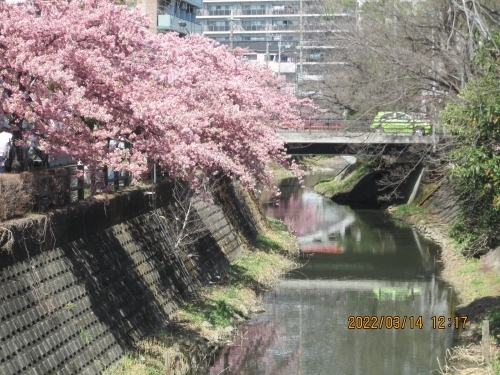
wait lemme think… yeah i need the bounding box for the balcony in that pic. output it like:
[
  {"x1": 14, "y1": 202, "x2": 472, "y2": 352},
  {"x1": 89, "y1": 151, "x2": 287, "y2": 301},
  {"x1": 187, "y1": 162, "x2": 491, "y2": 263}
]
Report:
[
  {"x1": 183, "y1": 0, "x2": 202, "y2": 8},
  {"x1": 158, "y1": 14, "x2": 202, "y2": 34},
  {"x1": 242, "y1": 8, "x2": 266, "y2": 15},
  {"x1": 207, "y1": 9, "x2": 231, "y2": 16},
  {"x1": 206, "y1": 24, "x2": 230, "y2": 31}
]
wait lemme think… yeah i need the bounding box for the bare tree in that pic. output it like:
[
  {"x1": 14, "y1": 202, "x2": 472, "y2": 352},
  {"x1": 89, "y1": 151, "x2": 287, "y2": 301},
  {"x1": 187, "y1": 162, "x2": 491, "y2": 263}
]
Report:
[
  {"x1": 294, "y1": 0, "x2": 499, "y2": 204},
  {"x1": 160, "y1": 178, "x2": 221, "y2": 250},
  {"x1": 299, "y1": 0, "x2": 499, "y2": 121},
  {"x1": 151, "y1": 177, "x2": 224, "y2": 299}
]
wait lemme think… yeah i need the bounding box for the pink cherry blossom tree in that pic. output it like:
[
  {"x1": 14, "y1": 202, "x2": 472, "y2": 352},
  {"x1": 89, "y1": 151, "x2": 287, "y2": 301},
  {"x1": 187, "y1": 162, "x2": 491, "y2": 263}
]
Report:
[{"x1": 0, "y1": 0, "x2": 311, "y2": 193}]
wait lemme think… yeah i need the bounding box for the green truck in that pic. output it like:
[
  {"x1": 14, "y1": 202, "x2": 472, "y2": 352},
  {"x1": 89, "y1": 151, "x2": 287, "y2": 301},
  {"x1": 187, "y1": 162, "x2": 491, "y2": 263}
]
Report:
[{"x1": 370, "y1": 112, "x2": 431, "y2": 136}]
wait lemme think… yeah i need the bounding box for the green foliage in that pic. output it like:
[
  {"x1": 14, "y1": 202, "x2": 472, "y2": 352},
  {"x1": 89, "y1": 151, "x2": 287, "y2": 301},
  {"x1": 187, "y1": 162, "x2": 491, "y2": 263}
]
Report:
[
  {"x1": 64, "y1": 302, "x2": 75, "y2": 311},
  {"x1": 456, "y1": 258, "x2": 479, "y2": 275},
  {"x1": 441, "y1": 31, "x2": 500, "y2": 253}
]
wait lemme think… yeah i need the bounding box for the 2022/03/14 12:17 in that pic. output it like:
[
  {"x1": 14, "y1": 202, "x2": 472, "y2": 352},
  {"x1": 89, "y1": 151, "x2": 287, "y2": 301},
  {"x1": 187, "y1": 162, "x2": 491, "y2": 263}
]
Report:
[{"x1": 347, "y1": 315, "x2": 468, "y2": 329}]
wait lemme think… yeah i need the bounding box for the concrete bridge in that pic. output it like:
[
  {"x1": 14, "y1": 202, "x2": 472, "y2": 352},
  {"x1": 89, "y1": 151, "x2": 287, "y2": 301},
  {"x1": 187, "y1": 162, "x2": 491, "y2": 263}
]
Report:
[{"x1": 277, "y1": 130, "x2": 439, "y2": 155}]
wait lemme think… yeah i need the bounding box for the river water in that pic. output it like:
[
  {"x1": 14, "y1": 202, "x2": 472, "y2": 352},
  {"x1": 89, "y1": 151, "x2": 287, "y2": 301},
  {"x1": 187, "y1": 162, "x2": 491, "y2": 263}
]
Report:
[{"x1": 208, "y1": 165, "x2": 457, "y2": 375}]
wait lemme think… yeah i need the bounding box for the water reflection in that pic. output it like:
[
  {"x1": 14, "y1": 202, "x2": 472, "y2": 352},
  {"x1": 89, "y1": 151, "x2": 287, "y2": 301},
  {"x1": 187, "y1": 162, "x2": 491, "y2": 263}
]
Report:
[{"x1": 209, "y1": 172, "x2": 455, "y2": 375}]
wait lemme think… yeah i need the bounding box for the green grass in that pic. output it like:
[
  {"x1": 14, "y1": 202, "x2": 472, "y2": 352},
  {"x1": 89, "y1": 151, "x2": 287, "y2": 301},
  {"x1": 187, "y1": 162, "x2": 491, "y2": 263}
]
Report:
[
  {"x1": 255, "y1": 234, "x2": 283, "y2": 254},
  {"x1": 491, "y1": 359, "x2": 500, "y2": 375},
  {"x1": 182, "y1": 299, "x2": 243, "y2": 328},
  {"x1": 391, "y1": 204, "x2": 428, "y2": 218},
  {"x1": 267, "y1": 216, "x2": 288, "y2": 231},
  {"x1": 457, "y1": 258, "x2": 479, "y2": 276},
  {"x1": 314, "y1": 164, "x2": 368, "y2": 197},
  {"x1": 455, "y1": 258, "x2": 500, "y2": 299}
]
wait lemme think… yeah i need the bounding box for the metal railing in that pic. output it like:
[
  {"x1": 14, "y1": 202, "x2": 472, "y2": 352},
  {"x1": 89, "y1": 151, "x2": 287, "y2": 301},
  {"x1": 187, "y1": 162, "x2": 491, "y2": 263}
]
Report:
[
  {"x1": 207, "y1": 9, "x2": 231, "y2": 16},
  {"x1": 242, "y1": 9, "x2": 266, "y2": 15},
  {"x1": 29, "y1": 164, "x2": 132, "y2": 212},
  {"x1": 206, "y1": 25, "x2": 230, "y2": 31},
  {"x1": 279, "y1": 119, "x2": 445, "y2": 136}
]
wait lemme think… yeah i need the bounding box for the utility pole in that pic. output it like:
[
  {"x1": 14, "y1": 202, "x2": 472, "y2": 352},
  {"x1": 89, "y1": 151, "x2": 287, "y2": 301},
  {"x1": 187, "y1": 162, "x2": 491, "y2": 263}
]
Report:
[
  {"x1": 278, "y1": 34, "x2": 282, "y2": 76},
  {"x1": 298, "y1": 0, "x2": 303, "y2": 96},
  {"x1": 227, "y1": 7, "x2": 240, "y2": 50},
  {"x1": 266, "y1": 29, "x2": 270, "y2": 62}
]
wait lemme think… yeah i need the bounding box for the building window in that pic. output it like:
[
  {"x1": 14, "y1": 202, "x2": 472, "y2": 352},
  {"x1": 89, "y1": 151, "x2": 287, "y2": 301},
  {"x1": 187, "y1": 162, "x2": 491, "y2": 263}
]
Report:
[
  {"x1": 241, "y1": 20, "x2": 266, "y2": 31},
  {"x1": 241, "y1": 36, "x2": 266, "y2": 41},
  {"x1": 207, "y1": 5, "x2": 232, "y2": 16},
  {"x1": 272, "y1": 20, "x2": 297, "y2": 30},
  {"x1": 271, "y1": 4, "x2": 297, "y2": 14},
  {"x1": 242, "y1": 5, "x2": 265, "y2": 15},
  {"x1": 158, "y1": 0, "x2": 172, "y2": 15},
  {"x1": 207, "y1": 21, "x2": 230, "y2": 31},
  {"x1": 243, "y1": 54, "x2": 258, "y2": 60}
]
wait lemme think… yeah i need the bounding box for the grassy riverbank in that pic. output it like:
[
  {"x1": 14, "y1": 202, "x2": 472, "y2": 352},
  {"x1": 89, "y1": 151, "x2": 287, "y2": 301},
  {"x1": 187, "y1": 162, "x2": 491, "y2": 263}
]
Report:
[
  {"x1": 309, "y1": 156, "x2": 375, "y2": 199},
  {"x1": 389, "y1": 204, "x2": 500, "y2": 375},
  {"x1": 314, "y1": 163, "x2": 368, "y2": 197},
  {"x1": 107, "y1": 217, "x2": 299, "y2": 375}
]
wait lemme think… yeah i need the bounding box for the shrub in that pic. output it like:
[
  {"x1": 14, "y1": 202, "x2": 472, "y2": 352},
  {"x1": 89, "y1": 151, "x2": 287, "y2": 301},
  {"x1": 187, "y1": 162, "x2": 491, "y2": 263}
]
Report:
[{"x1": 0, "y1": 173, "x2": 33, "y2": 221}]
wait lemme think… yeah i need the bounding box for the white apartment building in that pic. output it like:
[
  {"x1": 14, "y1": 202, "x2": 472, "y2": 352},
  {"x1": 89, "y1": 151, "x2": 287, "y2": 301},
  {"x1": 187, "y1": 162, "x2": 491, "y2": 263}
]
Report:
[
  {"x1": 196, "y1": 1, "x2": 354, "y2": 86},
  {"x1": 137, "y1": 0, "x2": 203, "y2": 34}
]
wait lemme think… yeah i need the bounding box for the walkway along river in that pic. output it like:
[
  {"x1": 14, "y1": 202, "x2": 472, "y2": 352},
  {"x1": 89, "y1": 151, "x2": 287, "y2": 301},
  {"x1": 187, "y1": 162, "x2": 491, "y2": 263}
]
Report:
[{"x1": 208, "y1": 167, "x2": 458, "y2": 375}]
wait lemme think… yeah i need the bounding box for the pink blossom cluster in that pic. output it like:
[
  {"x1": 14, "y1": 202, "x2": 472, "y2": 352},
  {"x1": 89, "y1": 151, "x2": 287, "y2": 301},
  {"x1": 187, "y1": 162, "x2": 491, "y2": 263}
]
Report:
[{"x1": 0, "y1": 0, "x2": 311, "y2": 192}]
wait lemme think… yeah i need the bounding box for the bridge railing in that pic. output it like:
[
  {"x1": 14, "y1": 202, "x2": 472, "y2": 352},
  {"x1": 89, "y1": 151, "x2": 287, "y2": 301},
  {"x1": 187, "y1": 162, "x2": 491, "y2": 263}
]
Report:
[
  {"x1": 279, "y1": 119, "x2": 371, "y2": 132},
  {"x1": 280, "y1": 119, "x2": 446, "y2": 136}
]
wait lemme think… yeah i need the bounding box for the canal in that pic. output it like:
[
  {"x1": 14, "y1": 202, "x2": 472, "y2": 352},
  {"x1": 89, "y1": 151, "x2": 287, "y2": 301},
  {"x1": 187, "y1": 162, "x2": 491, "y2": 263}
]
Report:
[{"x1": 208, "y1": 163, "x2": 457, "y2": 375}]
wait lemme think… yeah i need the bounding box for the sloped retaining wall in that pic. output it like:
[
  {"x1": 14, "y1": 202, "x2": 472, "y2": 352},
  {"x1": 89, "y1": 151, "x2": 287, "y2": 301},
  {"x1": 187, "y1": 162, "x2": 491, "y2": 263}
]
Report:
[
  {"x1": 424, "y1": 180, "x2": 461, "y2": 225},
  {"x1": 0, "y1": 182, "x2": 243, "y2": 375}
]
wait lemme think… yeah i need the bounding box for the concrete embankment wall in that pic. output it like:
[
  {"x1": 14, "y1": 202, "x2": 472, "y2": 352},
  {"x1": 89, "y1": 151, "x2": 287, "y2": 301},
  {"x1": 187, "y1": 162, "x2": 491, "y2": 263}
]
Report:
[
  {"x1": 0, "y1": 182, "x2": 247, "y2": 375},
  {"x1": 424, "y1": 180, "x2": 461, "y2": 225}
]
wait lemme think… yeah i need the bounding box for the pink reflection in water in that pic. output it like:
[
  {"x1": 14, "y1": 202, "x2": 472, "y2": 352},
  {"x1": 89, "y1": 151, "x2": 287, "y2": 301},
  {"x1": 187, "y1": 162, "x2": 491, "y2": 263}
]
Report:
[
  {"x1": 264, "y1": 194, "x2": 320, "y2": 236},
  {"x1": 301, "y1": 244, "x2": 344, "y2": 254},
  {"x1": 209, "y1": 318, "x2": 300, "y2": 375}
]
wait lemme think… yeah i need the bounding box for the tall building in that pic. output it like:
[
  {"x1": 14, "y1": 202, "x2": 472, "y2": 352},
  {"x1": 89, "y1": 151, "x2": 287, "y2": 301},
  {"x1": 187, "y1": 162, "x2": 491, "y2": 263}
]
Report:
[
  {"x1": 137, "y1": 0, "x2": 203, "y2": 34},
  {"x1": 196, "y1": 1, "x2": 354, "y2": 96}
]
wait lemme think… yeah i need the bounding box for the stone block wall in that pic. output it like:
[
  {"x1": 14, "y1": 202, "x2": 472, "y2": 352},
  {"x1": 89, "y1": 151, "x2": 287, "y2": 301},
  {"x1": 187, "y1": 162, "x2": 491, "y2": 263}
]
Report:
[
  {"x1": 425, "y1": 180, "x2": 461, "y2": 225},
  {"x1": 0, "y1": 182, "x2": 244, "y2": 375}
]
